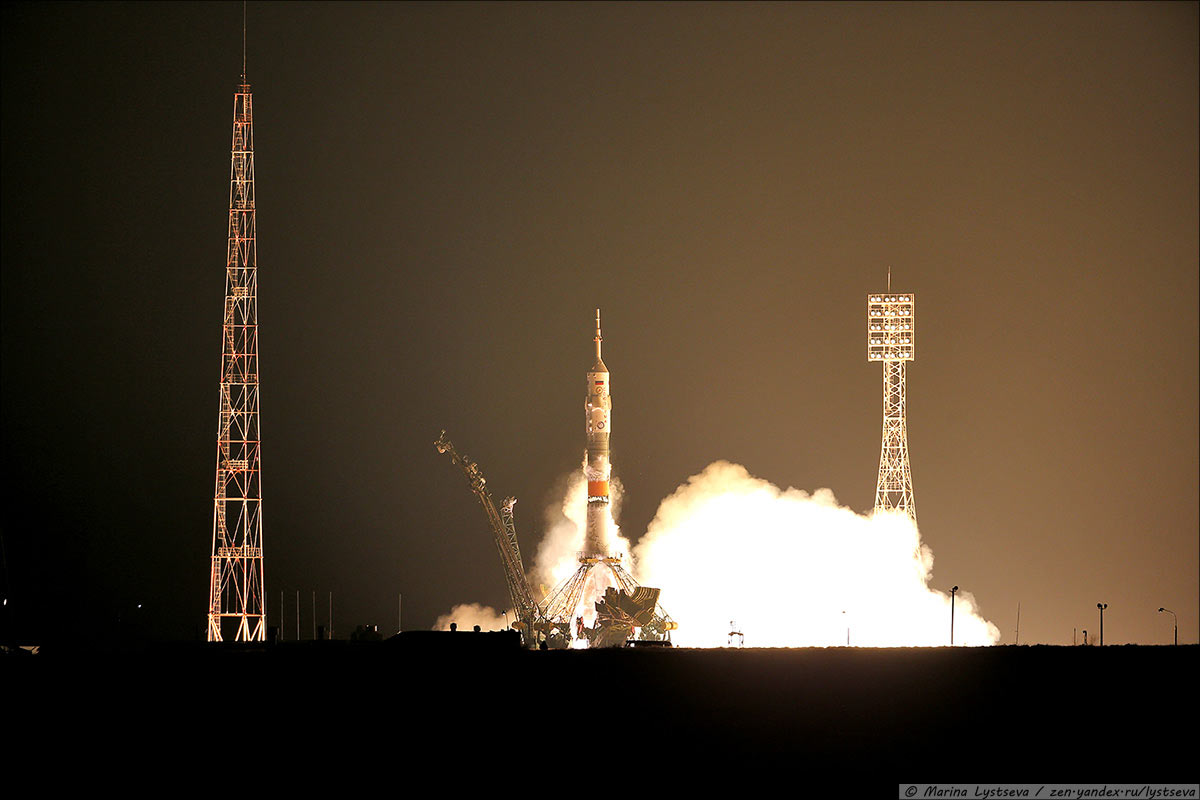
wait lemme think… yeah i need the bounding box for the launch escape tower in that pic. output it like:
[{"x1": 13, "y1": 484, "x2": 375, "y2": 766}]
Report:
[
  {"x1": 868, "y1": 285, "x2": 917, "y2": 525},
  {"x1": 207, "y1": 73, "x2": 266, "y2": 642}
]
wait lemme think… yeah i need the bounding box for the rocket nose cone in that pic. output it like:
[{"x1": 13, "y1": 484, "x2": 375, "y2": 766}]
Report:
[{"x1": 590, "y1": 357, "x2": 608, "y2": 374}]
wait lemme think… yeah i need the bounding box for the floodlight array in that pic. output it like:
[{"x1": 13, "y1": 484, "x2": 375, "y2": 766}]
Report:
[{"x1": 867, "y1": 293, "x2": 915, "y2": 361}]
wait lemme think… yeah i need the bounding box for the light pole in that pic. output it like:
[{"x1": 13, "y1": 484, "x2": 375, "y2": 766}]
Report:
[
  {"x1": 1097, "y1": 603, "x2": 1108, "y2": 646},
  {"x1": 950, "y1": 586, "x2": 959, "y2": 646},
  {"x1": 842, "y1": 610, "x2": 849, "y2": 646},
  {"x1": 1158, "y1": 608, "x2": 1177, "y2": 646}
]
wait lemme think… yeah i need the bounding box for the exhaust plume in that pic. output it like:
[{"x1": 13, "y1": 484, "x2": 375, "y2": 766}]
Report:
[
  {"x1": 632, "y1": 461, "x2": 1001, "y2": 647},
  {"x1": 437, "y1": 459, "x2": 998, "y2": 646},
  {"x1": 531, "y1": 465, "x2": 632, "y2": 589},
  {"x1": 433, "y1": 463, "x2": 633, "y2": 633},
  {"x1": 528, "y1": 464, "x2": 634, "y2": 628}
]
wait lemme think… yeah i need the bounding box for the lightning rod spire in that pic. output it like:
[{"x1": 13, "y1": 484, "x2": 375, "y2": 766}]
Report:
[{"x1": 594, "y1": 307, "x2": 603, "y2": 361}]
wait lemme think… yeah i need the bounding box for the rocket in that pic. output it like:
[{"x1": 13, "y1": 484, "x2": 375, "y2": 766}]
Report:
[{"x1": 584, "y1": 308, "x2": 611, "y2": 557}]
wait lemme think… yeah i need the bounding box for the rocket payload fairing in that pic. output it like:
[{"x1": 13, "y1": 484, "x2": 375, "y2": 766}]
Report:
[{"x1": 584, "y1": 308, "x2": 612, "y2": 557}]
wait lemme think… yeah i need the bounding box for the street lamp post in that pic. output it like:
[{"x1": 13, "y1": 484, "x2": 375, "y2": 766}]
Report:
[
  {"x1": 950, "y1": 586, "x2": 959, "y2": 646},
  {"x1": 1158, "y1": 608, "x2": 1177, "y2": 646},
  {"x1": 1097, "y1": 603, "x2": 1108, "y2": 646}
]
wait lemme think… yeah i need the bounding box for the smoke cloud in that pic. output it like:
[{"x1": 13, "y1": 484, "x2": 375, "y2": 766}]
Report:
[
  {"x1": 527, "y1": 459, "x2": 634, "y2": 627},
  {"x1": 435, "y1": 458, "x2": 999, "y2": 647},
  {"x1": 431, "y1": 456, "x2": 632, "y2": 632},
  {"x1": 632, "y1": 461, "x2": 1001, "y2": 647},
  {"x1": 530, "y1": 463, "x2": 632, "y2": 591},
  {"x1": 433, "y1": 602, "x2": 510, "y2": 632}
]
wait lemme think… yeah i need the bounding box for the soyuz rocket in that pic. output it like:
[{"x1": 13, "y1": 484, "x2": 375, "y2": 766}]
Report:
[{"x1": 584, "y1": 308, "x2": 612, "y2": 557}]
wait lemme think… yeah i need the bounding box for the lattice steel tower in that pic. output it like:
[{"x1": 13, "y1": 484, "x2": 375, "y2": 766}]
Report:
[
  {"x1": 207, "y1": 72, "x2": 265, "y2": 642},
  {"x1": 867, "y1": 285, "x2": 917, "y2": 525}
]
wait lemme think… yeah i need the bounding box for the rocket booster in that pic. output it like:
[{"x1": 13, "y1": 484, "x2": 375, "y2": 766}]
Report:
[{"x1": 584, "y1": 308, "x2": 611, "y2": 556}]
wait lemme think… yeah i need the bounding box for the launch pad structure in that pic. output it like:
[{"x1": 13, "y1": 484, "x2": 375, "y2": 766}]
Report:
[
  {"x1": 436, "y1": 431, "x2": 675, "y2": 649},
  {"x1": 434, "y1": 431, "x2": 549, "y2": 644},
  {"x1": 867, "y1": 282, "x2": 917, "y2": 525},
  {"x1": 540, "y1": 554, "x2": 673, "y2": 648}
]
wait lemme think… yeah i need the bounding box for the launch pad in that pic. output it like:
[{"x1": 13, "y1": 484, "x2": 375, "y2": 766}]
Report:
[
  {"x1": 436, "y1": 433, "x2": 676, "y2": 649},
  {"x1": 541, "y1": 553, "x2": 675, "y2": 648}
]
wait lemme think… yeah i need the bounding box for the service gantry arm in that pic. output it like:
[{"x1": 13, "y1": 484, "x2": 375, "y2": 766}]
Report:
[{"x1": 435, "y1": 431, "x2": 539, "y2": 629}]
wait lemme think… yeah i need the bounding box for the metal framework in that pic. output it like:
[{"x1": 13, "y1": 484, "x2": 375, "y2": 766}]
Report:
[
  {"x1": 434, "y1": 431, "x2": 540, "y2": 641},
  {"x1": 208, "y1": 78, "x2": 265, "y2": 642},
  {"x1": 541, "y1": 555, "x2": 630, "y2": 626},
  {"x1": 867, "y1": 290, "x2": 917, "y2": 524},
  {"x1": 540, "y1": 554, "x2": 676, "y2": 645},
  {"x1": 434, "y1": 436, "x2": 676, "y2": 647}
]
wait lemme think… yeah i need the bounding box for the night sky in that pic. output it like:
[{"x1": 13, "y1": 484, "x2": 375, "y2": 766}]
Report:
[{"x1": 2, "y1": 2, "x2": 1196, "y2": 646}]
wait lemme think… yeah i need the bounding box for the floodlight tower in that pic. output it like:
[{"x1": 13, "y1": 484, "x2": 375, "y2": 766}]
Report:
[
  {"x1": 207, "y1": 71, "x2": 266, "y2": 642},
  {"x1": 867, "y1": 287, "x2": 917, "y2": 524}
]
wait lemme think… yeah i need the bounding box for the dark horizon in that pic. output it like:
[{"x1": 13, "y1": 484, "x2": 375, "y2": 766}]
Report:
[{"x1": 1, "y1": 2, "x2": 1196, "y2": 646}]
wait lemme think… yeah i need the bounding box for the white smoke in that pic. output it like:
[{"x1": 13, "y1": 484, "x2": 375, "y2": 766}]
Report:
[
  {"x1": 433, "y1": 457, "x2": 633, "y2": 634},
  {"x1": 631, "y1": 461, "x2": 1001, "y2": 647},
  {"x1": 433, "y1": 602, "x2": 510, "y2": 632},
  {"x1": 529, "y1": 459, "x2": 634, "y2": 608},
  {"x1": 436, "y1": 458, "x2": 999, "y2": 647},
  {"x1": 517, "y1": 460, "x2": 637, "y2": 631},
  {"x1": 529, "y1": 471, "x2": 588, "y2": 594}
]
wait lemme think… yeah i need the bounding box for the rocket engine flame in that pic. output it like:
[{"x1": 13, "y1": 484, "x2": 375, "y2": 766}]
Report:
[{"x1": 631, "y1": 461, "x2": 1001, "y2": 647}]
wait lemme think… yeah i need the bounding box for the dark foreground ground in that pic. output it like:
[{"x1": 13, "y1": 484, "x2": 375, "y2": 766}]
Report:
[{"x1": 6, "y1": 637, "x2": 1196, "y2": 788}]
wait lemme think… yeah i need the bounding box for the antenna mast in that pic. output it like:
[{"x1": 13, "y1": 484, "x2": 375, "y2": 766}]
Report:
[{"x1": 207, "y1": 58, "x2": 265, "y2": 641}]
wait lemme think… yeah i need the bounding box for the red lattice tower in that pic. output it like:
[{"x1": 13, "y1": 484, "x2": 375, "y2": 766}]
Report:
[{"x1": 207, "y1": 75, "x2": 265, "y2": 642}]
